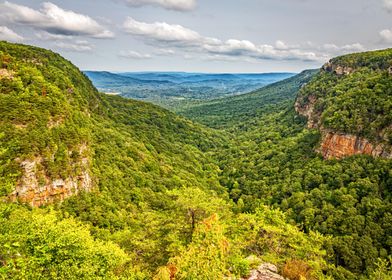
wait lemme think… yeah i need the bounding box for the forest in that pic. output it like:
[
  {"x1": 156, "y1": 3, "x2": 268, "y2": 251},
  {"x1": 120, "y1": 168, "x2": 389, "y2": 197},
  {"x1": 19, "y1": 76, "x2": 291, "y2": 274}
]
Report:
[{"x1": 0, "y1": 42, "x2": 391, "y2": 280}]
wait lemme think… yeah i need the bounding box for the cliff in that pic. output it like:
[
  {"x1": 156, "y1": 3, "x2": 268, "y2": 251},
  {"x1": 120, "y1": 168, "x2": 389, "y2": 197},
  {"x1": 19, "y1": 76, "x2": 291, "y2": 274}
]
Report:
[
  {"x1": 318, "y1": 131, "x2": 391, "y2": 160},
  {"x1": 0, "y1": 42, "x2": 98, "y2": 206},
  {"x1": 295, "y1": 48, "x2": 392, "y2": 159},
  {"x1": 0, "y1": 42, "x2": 224, "y2": 207},
  {"x1": 9, "y1": 144, "x2": 92, "y2": 207}
]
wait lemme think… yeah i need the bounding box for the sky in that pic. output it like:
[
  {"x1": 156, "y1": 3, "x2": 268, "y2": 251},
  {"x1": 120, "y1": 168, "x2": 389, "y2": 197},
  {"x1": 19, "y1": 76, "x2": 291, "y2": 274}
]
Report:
[{"x1": 0, "y1": 0, "x2": 391, "y2": 72}]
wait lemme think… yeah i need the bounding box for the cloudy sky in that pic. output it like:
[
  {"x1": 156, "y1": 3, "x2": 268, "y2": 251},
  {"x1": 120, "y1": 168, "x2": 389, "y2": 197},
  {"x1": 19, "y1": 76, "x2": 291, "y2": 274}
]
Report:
[{"x1": 0, "y1": 0, "x2": 391, "y2": 72}]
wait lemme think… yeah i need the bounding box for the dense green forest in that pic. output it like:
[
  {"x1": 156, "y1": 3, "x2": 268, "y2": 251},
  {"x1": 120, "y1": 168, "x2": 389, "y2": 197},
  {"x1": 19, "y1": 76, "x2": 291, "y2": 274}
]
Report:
[
  {"x1": 296, "y1": 49, "x2": 392, "y2": 143},
  {"x1": 0, "y1": 42, "x2": 391, "y2": 280}
]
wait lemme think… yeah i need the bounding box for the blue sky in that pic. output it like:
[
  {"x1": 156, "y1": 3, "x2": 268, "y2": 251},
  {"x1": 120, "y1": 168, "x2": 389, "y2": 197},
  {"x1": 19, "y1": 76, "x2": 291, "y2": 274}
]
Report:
[{"x1": 0, "y1": 0, "x2": 391, "y2": 72}]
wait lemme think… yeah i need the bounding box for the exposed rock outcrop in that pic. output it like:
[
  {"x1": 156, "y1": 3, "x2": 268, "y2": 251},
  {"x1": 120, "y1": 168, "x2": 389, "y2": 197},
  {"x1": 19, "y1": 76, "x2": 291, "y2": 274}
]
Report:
[
  {"x1": 294, "y1": 94, "x2": 319, "y2": 129},
  {"x1": 0, "y1": 68, "x2": 14, "y2": 79},
  {"x1": 9, "y1": 144, "x2": 92, "y2": 207},
  {"x1": 295, "y1": 58, "x2": 392, "y2": 160},
  {"x1": 318, "y1": 131, "x2": 392, "y2": 160},
  {"x1": 242, "y1": 263, "x2": 287, "y2": 280},
  {"x1": 295, "y1": 96, "x2": 392, "y2": 159},
  {"x1": 322, "y1": 62, "x2": 354, "y2": 75},
  {"x1": 295, "y1": 92, "x2": 392, "y2": 159}
]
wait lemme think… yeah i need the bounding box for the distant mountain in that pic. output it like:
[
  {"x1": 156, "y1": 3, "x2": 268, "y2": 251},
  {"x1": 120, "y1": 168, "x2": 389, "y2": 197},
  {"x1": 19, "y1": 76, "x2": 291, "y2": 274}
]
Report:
[
  {"x1": 84, "y1": 71, "x2": 295, "y2": 108},
  {"x1": 119, "y1": 72, "x2": 294, "y2": 83},
  {"x1": 84, "y1": 71, "x2": 174, "y2": 87},
  {"x1": 179, "y1": 70, "x2": 317, "y2": 128}
]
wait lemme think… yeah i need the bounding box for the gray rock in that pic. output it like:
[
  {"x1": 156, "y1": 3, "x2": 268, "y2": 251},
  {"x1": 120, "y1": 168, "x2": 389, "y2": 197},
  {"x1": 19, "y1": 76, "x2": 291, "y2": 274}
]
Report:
[{"x1": 242, "y1": 263, "x2": 287, "y2": 280}]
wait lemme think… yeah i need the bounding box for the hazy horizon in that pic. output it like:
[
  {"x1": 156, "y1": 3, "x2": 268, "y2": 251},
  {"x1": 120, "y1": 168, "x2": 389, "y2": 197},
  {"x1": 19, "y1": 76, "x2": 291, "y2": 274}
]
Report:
[{"x1": 84, "y1": 70, "x2": 299, "y2": 74}]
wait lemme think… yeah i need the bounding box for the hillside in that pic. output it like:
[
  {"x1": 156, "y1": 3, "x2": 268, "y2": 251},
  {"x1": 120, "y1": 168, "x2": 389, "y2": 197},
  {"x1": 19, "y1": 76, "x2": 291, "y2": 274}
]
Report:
[
  {"x1": 295, "y1": 49, "x2": 392, "y2": 159},
  {"x1": 0, "y1": 42, "x2": 391, "y2": 280},
  {"x1": 179, "y1": 69, "x2": 317, "y2": 128},
  {"x1": 181, "y1": 51, "x2": 392, "y2": 279},
  {"x1": 0, "y1": 42, "x2": 98, "y2": 204},
  {"x1": 0, "y1": 42, "x2": 224, "y2": 207}
]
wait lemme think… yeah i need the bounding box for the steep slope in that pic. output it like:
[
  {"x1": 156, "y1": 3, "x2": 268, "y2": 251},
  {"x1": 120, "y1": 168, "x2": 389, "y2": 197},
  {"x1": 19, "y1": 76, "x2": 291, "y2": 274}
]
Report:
[
  {"x1": 0, "y1": 42, "x2": 98, "y2": 205},
  {"x1": 295, "y1": 49, "x2": 392, "y2": 159},
  {"x1": 0, "y1": 41, "x2": 224, "y2": 206}
]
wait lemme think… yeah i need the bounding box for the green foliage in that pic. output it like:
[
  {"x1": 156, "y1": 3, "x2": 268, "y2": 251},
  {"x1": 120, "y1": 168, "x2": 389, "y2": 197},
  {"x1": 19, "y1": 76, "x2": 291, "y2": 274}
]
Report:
[
  {"x1": 211, "y1": 102, "x2": 392, "y2": 278},
  {"x1": 180, "y1": 55, "x2": 392, "y2": 278},
  {"x1": 298, "y1": 49, "x2": 392, "y2": 143},
  {"x1": 1, "y1": 41, "x2": 391, "y2": 280},
  {"x1": 0, "y1": 41, "x2": 97, "y2": 188},
  {"x1": 167, "y1": 214, "x2": 229, "y2": 280},
  {"x1": 329, "y1": 48, "x2": 392, "y2": 70},
  {"x1": 179, "y1": 70, "x2": 317, "y2": 128},
  {"x1": 366, "y1": 257, "x2": 392, "y2": 280},
  {"x1": 229, "y1": 206, "x2": 328, "y2": 277},
  {"x1": 0, "y1": 203, "x2": 136, "y2": 280}
]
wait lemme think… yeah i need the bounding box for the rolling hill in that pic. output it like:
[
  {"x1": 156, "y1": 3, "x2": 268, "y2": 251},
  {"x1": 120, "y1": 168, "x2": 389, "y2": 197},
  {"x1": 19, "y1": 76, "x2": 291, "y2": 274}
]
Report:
[
  {"x1": 85, "y1": 70, "x2": 295, "y2": 109},
  {"x1": 178, "y1": 69, "x2": 317, "y2": 128}
]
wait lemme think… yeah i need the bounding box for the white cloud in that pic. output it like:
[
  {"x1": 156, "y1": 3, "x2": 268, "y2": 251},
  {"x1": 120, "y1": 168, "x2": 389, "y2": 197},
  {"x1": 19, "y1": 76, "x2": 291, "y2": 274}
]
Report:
[
  {"x1": 54, "y1": 40, "x2": 94, "y2": 52},
  {"x1": 0, "y1": 1, "x2": 114, "y2": 38},
  {"x1": 35, "y1": 31, "x2": 74, "y2": 41},
  {"x1": 123, "y1": 0, "x2": 196, "y2": 11},
  {"x1": 123, "y1": 17, "x2": 202, "y2": 43},
  {"x1": 122, "y1": 18, "x2": 343, "y2": 62},
  {"x1": 320, "y1": 43, "x2": 365, "y2": 54},
  {"x1": 201, "y1": 39, "x2": 321, "y2": 62},
  {"x1": 384, "y1": 0, "x2": 392, "y2": 12},
  {"x1": 380, "y1": 29, "x2": 392, "y2": 43},
  {"x1": 275, "y1": 40, "x2": 290, "y2": 50},
  {"x1": 35, "y1": 31, "x2": 95, "y2": 53},
  {"x1": 155, "y1": 48, "x2": 176, "y2": 55},
  {"x1": 119, "y1": 50, "x2": 152, "y2": 59},
  {"x1": 0, "y1": 26, "x2": 23, "y2": 42}
]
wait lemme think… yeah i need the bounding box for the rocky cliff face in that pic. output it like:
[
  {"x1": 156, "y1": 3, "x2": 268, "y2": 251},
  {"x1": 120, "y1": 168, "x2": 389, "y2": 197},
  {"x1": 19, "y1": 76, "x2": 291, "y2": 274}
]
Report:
[
  {"x1": 0, "y1": 42, "x2": 98, "y2": 206},
  {"x1": 295, "y1": 56, "x2": 392, "y2": 160},
  {"x1": 9, "y1": 144, "x2": 92, "y2": 207},
  {"x1": 295, "y1": 89, "x2": 392, "y2": 159},
  {"x1": 295, "y1": 99, "x2": 392, "y2": 160},
  {"x1": 322, "y1": 61, "x2": 354, "y2": 76},
  {"x1": 318, "y1": 131, "x2": 392, "y2": 160},
  {"x1": 294, "y1": 94, "x2": 319, "y2": 129}
]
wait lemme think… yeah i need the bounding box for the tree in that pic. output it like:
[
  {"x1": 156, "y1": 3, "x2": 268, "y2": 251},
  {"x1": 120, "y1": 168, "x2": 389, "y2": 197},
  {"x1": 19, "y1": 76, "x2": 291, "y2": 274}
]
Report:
[{"x1": 160, "y1": 214, "x2": 230, "y2": 280}]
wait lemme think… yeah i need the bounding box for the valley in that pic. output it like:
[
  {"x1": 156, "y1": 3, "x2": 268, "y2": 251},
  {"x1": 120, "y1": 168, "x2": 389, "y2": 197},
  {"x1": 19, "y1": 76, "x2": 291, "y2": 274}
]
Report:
[
  {"x1": 85, "y1": 71, "x2": 294, "y2": 109},
  {"x1": 0, "y1": 42, "x2": 391, "y2": 280}
]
